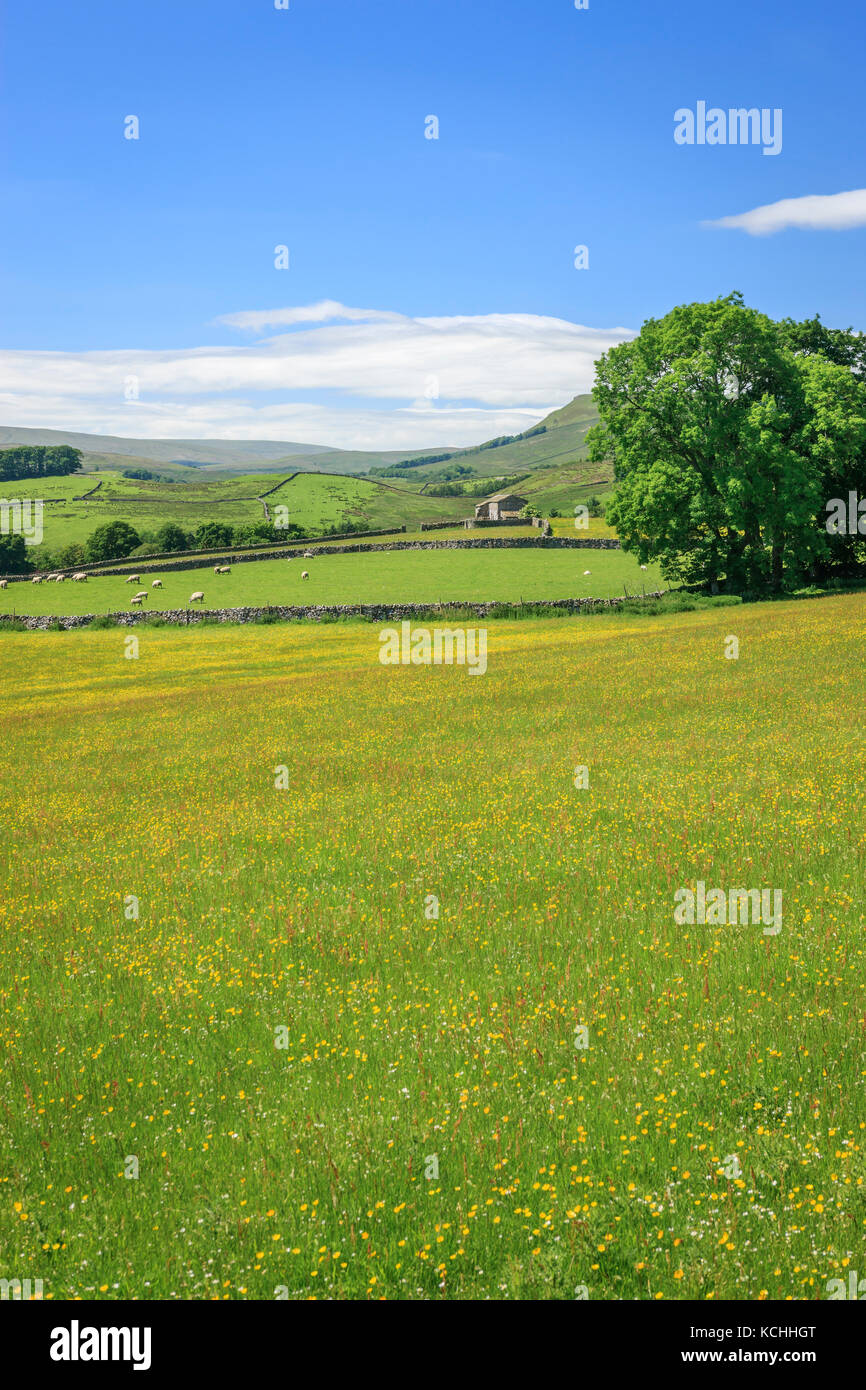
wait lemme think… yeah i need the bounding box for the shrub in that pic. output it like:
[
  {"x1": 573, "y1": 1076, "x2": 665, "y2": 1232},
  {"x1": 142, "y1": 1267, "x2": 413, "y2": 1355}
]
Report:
[
  {"x1": 0, "y1": 534, "x2": 30, "y2": 574},
  {"x1": 155, "y1": 523, "x2": 193, "y2": 552},
  {"x1": 193, "y1": 522, "x2": 234, "y2": 549},
  {"x1": 84, "y1": 521, "x2": 141, "y2": 563}
]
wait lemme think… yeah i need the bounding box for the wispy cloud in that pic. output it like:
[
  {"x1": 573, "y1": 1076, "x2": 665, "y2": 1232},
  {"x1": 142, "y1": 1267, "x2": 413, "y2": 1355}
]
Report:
[
  {"x1": 215, "y1": 300, "x2": 406, "y2": 331},
  {"x1": 704, "y1": 188, "x2": 866, "y2": 236},
  {"x1": 0, "y1": 303, "x2": 632, "y2": 449}
]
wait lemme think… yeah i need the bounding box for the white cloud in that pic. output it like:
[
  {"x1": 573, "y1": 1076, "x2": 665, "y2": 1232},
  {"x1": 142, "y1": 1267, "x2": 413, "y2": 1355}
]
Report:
[
  {"x1": 704, "y1": 188, "x2": 866, "y2": 236},
  {"x1": 0, "y1": 303, "x2": 632, "y2": 449},
  {"x1": 215, "y1": 300, "x2": 406, "y2": 331}
]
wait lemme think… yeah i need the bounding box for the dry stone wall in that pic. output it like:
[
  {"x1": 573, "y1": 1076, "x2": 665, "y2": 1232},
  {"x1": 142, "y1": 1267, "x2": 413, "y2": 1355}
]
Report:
[{"x1": 1, "y1": 591, "x2": 666, "y2": 631}]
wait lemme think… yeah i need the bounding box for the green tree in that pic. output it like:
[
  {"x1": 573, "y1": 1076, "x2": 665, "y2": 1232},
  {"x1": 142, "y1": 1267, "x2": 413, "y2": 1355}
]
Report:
[
  {"x1": 193, "y1": 521, "x2": 234, "y2": 549},
  {"x1": 587, "y1": 293, "x2": 865, "y2": 593},
  {"x1": 155, "y1": 522, "x2": 192, "y2": 552},
  {"x1": 0, "y1": 534, "x2": 29, "y2": 574},
  {"x1": 84, "y1": 521, "x2": 141, "y2": 563},
  {"x1": 57, "y1": 542, "x2": 86, "y2": 568}
]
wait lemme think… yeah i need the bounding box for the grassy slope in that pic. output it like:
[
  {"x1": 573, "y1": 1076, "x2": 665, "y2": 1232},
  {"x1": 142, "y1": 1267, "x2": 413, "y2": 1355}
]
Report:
[
  {"x1": 5, "y1": 395, "x2": 610, "y2": 553},
  {"x1": 10, "y1": 471, "x2": 472, "y2": 552},
  {"x1": 380, "y1": 395, "x2": 603, "y2": 481},
  {"x1": 0, "y1": 426, "x2": 333, "y2": 467},
  {"x1": 0, "y1": 593, "x2": 862, "y2": 1299},
  {"x1": 2, "y1": 547, "x2": 663, "y2": 614},
  {"x1": 1, "y1": 394, "x2": 601, "y2": 483}
]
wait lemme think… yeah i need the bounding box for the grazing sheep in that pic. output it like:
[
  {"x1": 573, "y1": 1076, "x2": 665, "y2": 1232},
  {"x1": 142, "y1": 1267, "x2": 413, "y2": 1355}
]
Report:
[
  {"x1": 218, "y1": 565, "x2": 231, "y2": 574},
  {"x1": 583, "y1": 570, "x2": 591, "y2": 576},
  {"x1": 130, "y1": 595, "x2": 144, "y2": 606},
  {"x1": 640, "y1": 564, "x2": 647, "y2": 571},
  {"x1": 0, "y1": 580, "x2": 7, "y2": 590},
  {"x1": 189, "y1": 591, "x2": 205, "y2": 604},
  {"x1": 72, "y1": 572, "x2": 87, "y2": 583},
  {"x1": 54, "y1": 574, "x2": 65, "y2": 583},
  {"x1": 134, "y1": 591, "x2": 148, "y2": 601},
  {"x1": 126, "y1": 574, "x2": 140, "y2": 584},
  {"x1": 31, "y1": 575, "x2": 42, "y2": 584},
  {"x1": 301, "y1": 570, "x2": 309, "y2": 580},
  {"x1": 151, "y1": 579, "x2": 163, "y2": 589},
  {"x1": 303, "y1": 551, "x2": 314, "y2": 559}
]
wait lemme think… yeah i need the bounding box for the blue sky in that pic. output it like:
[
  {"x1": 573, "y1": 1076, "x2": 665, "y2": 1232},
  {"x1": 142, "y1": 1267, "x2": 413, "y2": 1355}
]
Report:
[{"x1": 1, "y1": 0, "x2": 864, "y2": 449}]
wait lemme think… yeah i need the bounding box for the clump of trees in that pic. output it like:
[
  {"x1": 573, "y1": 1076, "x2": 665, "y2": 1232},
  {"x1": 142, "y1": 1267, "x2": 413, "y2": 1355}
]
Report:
[
  {"x1": 28, "y1": 517, "x2": 312, "y2": 571},
  {"x1": 588, "y1": 293, "x2": 866, "y2": 594},
  {"x1": 0, "y1": 444, "x2": 83, "y2": 481},
  {"x1": 0, "y1": 534, "x2": 29, "y2": 574}
]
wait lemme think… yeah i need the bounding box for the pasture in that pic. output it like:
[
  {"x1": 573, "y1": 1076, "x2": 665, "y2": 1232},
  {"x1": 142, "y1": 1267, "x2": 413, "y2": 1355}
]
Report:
[
  {"x1": 1, "y1": 546, "x2": 663, "y2": 616},
  {"x1": 0, "y1": 593, "x2": 863, "y2": 1300},
  {"x1": 7, "y1": 470, "x2": 472, "y2": 553}
]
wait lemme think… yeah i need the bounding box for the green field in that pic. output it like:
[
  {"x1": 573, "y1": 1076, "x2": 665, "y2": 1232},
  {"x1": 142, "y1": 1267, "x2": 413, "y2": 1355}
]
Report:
[
  {"x1": 0, "y1": 593, "x2": 863, "y2": 1300},
  {"x1": 1, "y1": 546, "x2": 662, "y2": 615},
  {"x1": 3, "y1": 393, "x2": 612, "y2": 563},
  {"x1": 9, "y1": 470, "x2": 474, "y2": 554}
]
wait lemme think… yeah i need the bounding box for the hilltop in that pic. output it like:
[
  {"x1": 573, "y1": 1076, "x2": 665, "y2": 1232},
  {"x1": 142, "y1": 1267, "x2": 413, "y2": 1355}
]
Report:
[{"x1": 0, "y1": 393, "x2": 600, "y2": 480}]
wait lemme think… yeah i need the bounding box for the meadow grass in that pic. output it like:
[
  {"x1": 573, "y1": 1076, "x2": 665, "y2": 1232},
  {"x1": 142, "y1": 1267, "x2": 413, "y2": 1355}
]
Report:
[
  {"x1": 0, "y1": 595, "x2": 863, "y2": 1300},
  {"x1": 7, "y1": 471, "x2": 471, "y2": 552},
  {"x1": 1, "y1": 546, "x2": 663, "y2": 618}
]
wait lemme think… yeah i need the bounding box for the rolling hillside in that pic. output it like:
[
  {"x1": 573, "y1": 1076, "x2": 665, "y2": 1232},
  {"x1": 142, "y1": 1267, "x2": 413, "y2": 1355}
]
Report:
[
  {"x1": 0, "y1": 393, "x2": 601, "y2": 480},
  {"x1": 0, "y1": 426, "x2": 334, "y2": 469},
  {"x1": 1, "y1": 393, "x2": 611, "y2": 559}
]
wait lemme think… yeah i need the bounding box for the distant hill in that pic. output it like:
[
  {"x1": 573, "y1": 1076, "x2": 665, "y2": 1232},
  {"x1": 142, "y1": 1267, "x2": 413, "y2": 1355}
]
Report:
[
  {"x1": 374, "y1": 394, "x2": 601, "y2": 480},
  {"x1": 0, "y1": 426, "x2": 335, "y2": 469},
  {"x1": 0, "y1": 392, "x2": 599, "y2": 480}
]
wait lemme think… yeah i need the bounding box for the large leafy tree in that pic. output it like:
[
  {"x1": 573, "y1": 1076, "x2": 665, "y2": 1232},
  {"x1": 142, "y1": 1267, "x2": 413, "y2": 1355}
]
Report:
[
  {"x1": 84, "y1": 521, "x2": 141, "y2": 563},
  {"x1": 588, "y1": 293, "x2": 866, "y2": 593},
  {"x1": 154, "y1": 522, "x2": 192, "y2": 552},
  {"x1": 0, "y1": 534, "x2": 29, "y2": 574},
  {"x1": 193, "y1": 521, "x2": 234, "y2": 549}
]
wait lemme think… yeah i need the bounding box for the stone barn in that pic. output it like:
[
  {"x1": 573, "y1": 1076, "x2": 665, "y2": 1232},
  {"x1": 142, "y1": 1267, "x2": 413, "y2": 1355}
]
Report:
[{"x1": 474, "y1": 492, "x2": 528, "y2": 520}]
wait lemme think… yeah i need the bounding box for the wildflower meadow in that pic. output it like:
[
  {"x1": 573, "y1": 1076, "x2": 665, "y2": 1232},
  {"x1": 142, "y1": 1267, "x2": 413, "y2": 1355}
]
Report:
[{"x1": 1, "y1": 593, "x2": 863, "y2": 1300}]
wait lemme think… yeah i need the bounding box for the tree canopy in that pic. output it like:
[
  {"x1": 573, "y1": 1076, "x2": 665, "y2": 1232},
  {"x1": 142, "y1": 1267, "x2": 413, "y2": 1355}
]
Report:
[
  {"x1": 587, "y1": 293, "x2": 866, "y2": 593},
  {"x1": 0, "y1": 444, "x2": 83, "y2": 481},
  {"x1": 84, "y1": 521, "x2": 142, "y2": 563}
]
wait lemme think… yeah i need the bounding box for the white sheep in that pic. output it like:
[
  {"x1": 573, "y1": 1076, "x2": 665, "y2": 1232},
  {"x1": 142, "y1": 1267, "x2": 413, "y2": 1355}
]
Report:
[
  {"x1": 126, "y1": 574, "x2": 140, "y2": 584},
  {"x1": 218, "y1": 565, "x2": 231, "y2": 574},
  {"x1": 583, "y1": 570, "x2": 591, "y2": 576},
  {"x1": 55, "y1": 574, "x2": 65, "y2": 583},
  {"x1": 0, "y1": 580, "x2": 7, "y2": 590},
  {"x1": 151, "y1": 579, "x2": 163, "y2": 588},
  {"x1": 134, "y1": 591, "x2": 148, "y2": 601},
  {"x1": 72, "y1": 572, "x2": 87, "y2": 582},
  {"x1": 130, "y1": 595, "x2": 144, "y2": 606},
  {"x1": 301, "y1": 570, "x2": 309, "y2": 580},
  {"x1": 640, "y1": 564, "x2": 647, "y2": 571},
  {"x1": 213, "y1": 565, "x2": 221, "y2": 574},
  {"x1": 31, "y1": 575, "x2": 42, "y2": 584},
  {"x1": 189, "y1": 591, "x2": 205, "y2": 604},
  {"x1": 303, "y1": 551, "x2": 314, "y2": 559}
]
